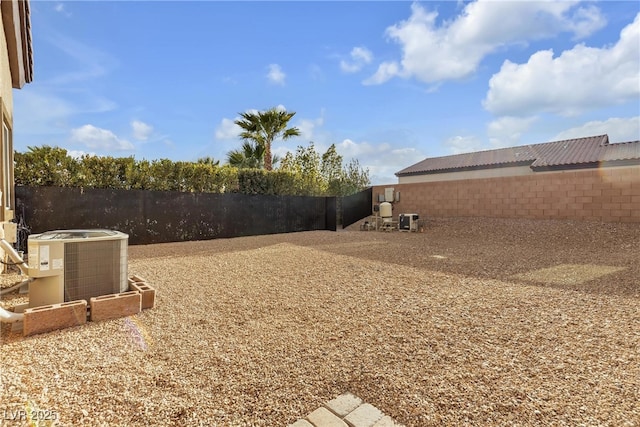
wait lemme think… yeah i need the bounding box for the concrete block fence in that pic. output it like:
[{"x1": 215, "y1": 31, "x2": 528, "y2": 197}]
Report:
[{"x1": 373, "y1": 166, "x2": 640, "y2": 223}]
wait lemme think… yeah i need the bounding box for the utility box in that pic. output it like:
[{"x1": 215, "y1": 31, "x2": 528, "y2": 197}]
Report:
[
  {"x1": 384, "y1": 187, "x2": 394, "y2": 202},
  {"x1": 27, "y1": 239, "x2": 65, "y2": 307},
  {"x1": 399, "y1": 214, "x2": 419, "y2": 232}
]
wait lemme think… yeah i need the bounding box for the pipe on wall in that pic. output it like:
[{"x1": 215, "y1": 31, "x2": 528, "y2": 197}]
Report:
[
  {"x1": 0, "y1": 277, "x2": 32, "y2": 295},
  {"x1": 0, "y1": 238, "x2": 29, "y2": 275},
  {"x1": 0, "y1": 306, "x2": 23, "y2": 323},
  {"x1": 0, "y1": 238, "x2": 29, "y2": 322}
]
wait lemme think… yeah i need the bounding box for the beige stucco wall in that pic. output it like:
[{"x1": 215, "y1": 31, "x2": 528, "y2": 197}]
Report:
[
  {"x1": 397, "y1": 165, "x2": 534, "y2": 183},
  {"x1": 1, "y1": 12, "x2": 14, "y2": 245},
  {"x1": 0, "y1": 14, "x2": 14, "y2": 118}
]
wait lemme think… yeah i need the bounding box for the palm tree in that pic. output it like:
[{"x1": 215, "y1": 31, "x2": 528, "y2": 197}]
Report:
[
  {"x1": 226, "y1": 141, "x2": 266, "y2": 169},
  {"x1": 196, "y1": 156, "x2": 220, "y2": 166},
  {"x1": 234, "y1": 107, "x2": 300, "y2": 171}
]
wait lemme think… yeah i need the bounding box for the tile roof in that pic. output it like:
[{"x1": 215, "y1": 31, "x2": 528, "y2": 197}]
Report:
[{"x1": 396, "y1": 134, "x2": 640, "y2": 176}]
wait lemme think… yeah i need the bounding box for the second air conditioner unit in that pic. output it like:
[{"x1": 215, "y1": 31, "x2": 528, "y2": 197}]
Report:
[{"x1": 399, "y1": 214, "x2": 419, "y2": 232}]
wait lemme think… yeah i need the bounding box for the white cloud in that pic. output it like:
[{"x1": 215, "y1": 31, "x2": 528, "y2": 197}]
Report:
[
  {"x1": 266, "y1": 64, "x2": 286, "y2": 85},
  {"x1": 444, "y1": 135, "x2": 486, "y2": 155},
  {"x1": 554, "y1": 117, "x2": 640, "y2": 143},
  {"x1": 450, "y1": 1, "x2": 606, "y2": 44},
  {"x1": 13, "y1": 91, "x2": 115, "y2": 138},
  {"x1": 70, "y1": 124, "x2": 134, "y2": 151},
  {"x1": 296, "y1": 111, "x2": 325, "y2": 141},
  {"x1": 54, "y1": 2, "x2": 72, "y2": 17},
  {"x1": 337, "y1": 138, "x2": 390, "y2": 158},
  {"x1": 484, "y1": 13, "x2": 640, "y2": 117},
  {"x1": 340, "y1": 46, "x2": 373, "y2": 73},
  {"x1": 366, "y1": 1, "x2": 606, "y2": 85},
  {"x1": 487, "y1": 116, "x2": 538, "y2": 148},
  {"x1": 363, "y1": 62, "x2": 401, "y2": 86},
  {"x1": 566, "y1": 5, "x2": 608, "y2": 40},
  {"x1": 442, "y1": 117, "x2": 537, "y2": 155},
  {"x1": 336, "y1": 138, "x2": 423, "y2": 185},
  {"x1": 67, "y1": 150, "x2": 95, "y2": 159},
  {"x1": 131, "y1": 120, "x2": 153, "y2": 141},
  {"x1": 215, "y1": 117, "x2": 241, "y2": 140}
]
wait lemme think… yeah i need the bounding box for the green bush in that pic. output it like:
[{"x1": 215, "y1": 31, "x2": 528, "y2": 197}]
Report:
[
  {"x1": 237, "y1": 169, "x2": 300, "y2": 195},
  {"x1": 14, "y1": 145, "x2": 370, "y2": 196}
]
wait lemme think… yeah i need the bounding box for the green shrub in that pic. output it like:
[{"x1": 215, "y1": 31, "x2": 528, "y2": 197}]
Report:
[{"x1": 14, "y1": 145, "x2": 370, "y2": 196}]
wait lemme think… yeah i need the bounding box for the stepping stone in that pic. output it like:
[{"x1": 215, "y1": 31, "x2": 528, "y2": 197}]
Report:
[
  {"x1": 292, "y1": 393, "x2": 404, "y2": 427},
  {"x1": 307, "y1": 407, "x2": 349, "y2": 427},
  {"x1": 343, "y1": 403, "x2": 383, "y2": 427},
  {"x1": 325, "y1": 393, "x2": 363, "y2": 417}
]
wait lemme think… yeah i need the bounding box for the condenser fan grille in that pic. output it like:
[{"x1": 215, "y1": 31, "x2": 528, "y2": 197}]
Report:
[{"x1": 64, "y1": 239, "x2": 127, "y2": 302}]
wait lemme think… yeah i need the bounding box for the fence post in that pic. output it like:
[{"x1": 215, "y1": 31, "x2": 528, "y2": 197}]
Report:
[{"x1": 325, "y1": 197, "x2": 337, "y2": 231}]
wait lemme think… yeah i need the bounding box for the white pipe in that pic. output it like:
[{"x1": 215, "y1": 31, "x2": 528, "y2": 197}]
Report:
[
  {"x1": 0, "y1": 238, "x2": 29, "y2": 322},
  {"x1": 0, "y1": 306, "x2": 23, "y2": 323},
  {"x1": 0, "y1": 278, "x2": 33, "y2": 295},
  {"x1": 0, "y1": 238, "x2": 29, "y2": 275}
]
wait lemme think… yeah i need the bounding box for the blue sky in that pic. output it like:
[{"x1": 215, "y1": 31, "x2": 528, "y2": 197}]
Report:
[{"x1": 13, "y1": 1, "x2": 640, "y2": 184}]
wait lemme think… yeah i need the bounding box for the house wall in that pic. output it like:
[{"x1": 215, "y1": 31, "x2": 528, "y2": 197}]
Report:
[
  {"x1": 0, "y1": 14, "x2": 12, "y2": 108},
  {"x1": 0, "y1": 11, "x2": 16, "y2": 273},
  {"x1": 0, "y1": 12, "x2": 13, "y2": 224},
  {"x1": 374, "y1": 165, "x2": 640, "y2": 223},
  {"x1": 398, "y1": 165, "x2": 533, "y2": 183}
]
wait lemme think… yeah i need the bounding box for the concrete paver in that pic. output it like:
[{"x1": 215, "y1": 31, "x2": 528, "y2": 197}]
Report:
[
  {"x1": 325, "y1": 393, "x2": 363, "y2": 417},
  {"x1": 289, "y1": 393, "x2": 404, "y2": 427},
  {"x1": 343, "y1": 403, "x2": 383, "y2": 427},
  {"x1": 307, "y1": 407, "x2": 349, "y2": 427}
]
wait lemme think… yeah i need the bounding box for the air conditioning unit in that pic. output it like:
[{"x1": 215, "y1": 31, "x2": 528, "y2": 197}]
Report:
[
  {"x1": 27, "y1": 230, "x2": 128, "y2": 307},
  {"x1": 399, "y1": 214, "x2": 419, "y2": 232}
]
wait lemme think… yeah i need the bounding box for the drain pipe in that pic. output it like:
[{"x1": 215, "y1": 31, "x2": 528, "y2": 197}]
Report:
[
  {"x1": 0, "y1": 238, "x2": 29, "y2": 322},
  {"x1": 0, "y1": 306, "x2": 23, "y2": 323},
  {"x1": 0, "y1": 277, "x2": 33, "y2": 295},
  {"x1": 0, "y1": 238, "x2": 29, "y2": 276},
  {"x1": 0, "y1": 278, "x2": 32, "y2": 322}
]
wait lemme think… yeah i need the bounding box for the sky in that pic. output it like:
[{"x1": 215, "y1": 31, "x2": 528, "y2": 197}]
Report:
[{"x1": 13, "y1": 0, "x2": 640, "y2": 185}]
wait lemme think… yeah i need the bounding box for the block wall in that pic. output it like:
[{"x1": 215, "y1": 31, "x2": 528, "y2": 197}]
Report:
[{"x1": 373, "y1": 166, "x2": 640, "y2": 223}]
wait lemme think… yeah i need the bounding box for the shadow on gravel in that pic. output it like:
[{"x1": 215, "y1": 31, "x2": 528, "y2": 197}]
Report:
[
  {"x1": 319, "y1": 218, "x2": 640, "y2": 298},
  {"x1": 128, "y1": 218, "x2": 640, "y2": 298}
]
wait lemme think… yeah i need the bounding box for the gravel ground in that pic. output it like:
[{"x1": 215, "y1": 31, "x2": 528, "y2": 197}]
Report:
[{"x1": 1, "y1": 217, "x2": 639, "y2": 426}]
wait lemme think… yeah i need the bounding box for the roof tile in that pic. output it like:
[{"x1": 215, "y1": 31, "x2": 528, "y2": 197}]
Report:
[{"x1": 396, "y1": 135, "x2": 640, "y2": 176}]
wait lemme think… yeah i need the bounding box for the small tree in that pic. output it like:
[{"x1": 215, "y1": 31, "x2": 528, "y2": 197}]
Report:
[
  {"x1": 340, "y1": 158, "x2": 370, "y2": 195},
  {"x1": 279, "y1": 142, "x2": 370, "y2": 196},
  {"x1": 280, "y1": 143, "x2": 325, "y2": 195},
  {"x1": 321, "y1": 144, "x2": 344, "y2": 194},
  {"x1": 226, "y1": 141, "x2": 266, "y2": 169}
]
